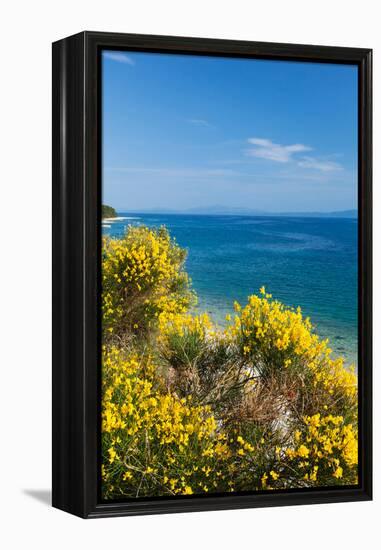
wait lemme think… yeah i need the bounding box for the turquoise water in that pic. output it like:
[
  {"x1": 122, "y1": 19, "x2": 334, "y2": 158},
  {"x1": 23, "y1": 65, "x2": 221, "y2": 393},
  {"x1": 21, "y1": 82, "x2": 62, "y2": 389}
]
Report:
[{"x1": 102, "y1": 214, "x2": 358, "y2": 365}]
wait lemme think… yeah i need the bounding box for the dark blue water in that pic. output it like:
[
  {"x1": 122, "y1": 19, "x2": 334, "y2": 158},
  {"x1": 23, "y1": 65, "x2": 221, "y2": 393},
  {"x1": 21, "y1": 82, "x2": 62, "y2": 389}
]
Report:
[{"x1": 102, "y1": 214, "x2": 358, "y2": 365}]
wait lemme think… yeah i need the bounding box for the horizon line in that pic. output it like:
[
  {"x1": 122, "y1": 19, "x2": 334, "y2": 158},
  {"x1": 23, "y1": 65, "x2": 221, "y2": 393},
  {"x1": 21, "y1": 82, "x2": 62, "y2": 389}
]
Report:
[{"x1": 110, "y1": 209, "x2": 358, "y2": 218}]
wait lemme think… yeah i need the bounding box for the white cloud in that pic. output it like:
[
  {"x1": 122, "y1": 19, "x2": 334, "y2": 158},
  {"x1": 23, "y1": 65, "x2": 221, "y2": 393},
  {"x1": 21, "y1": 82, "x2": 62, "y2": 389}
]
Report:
[
  {"x1": 246, "y1": 137, "x2": 344, "y2": 173},
  {"x1": 247, "y1": 137, "x2": 312, "y2": 163},
  {"x1": 187, "y1": 119, "x2": 211, "y2": 127},
  {"x1": 297, "y1": 157, "x2": 343, "y2": 172},
  {"x1": 105, "y1": 166, "x2": 235, "y2": 177},
  {"x1": 103, "y1": 52, "x2": 135, "y2": 65}
]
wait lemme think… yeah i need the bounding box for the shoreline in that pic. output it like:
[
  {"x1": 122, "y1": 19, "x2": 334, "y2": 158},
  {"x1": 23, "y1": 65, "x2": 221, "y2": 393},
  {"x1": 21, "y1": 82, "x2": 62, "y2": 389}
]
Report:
[
  {"x1": 102, "y1": 216, "x2": 141, "y2": 223},
  {"x1": 191, "y1": 302, "x2": 358, "y2": 368},
  {"x1": 102, "y1": 215, "x2": 358, "y2": 367}
]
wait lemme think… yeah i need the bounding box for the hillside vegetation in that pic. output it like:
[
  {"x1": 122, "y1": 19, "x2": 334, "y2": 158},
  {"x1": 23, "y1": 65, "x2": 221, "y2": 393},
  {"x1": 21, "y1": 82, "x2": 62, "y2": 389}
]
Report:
[
  {"x1": 102, "y1": 204, "x2": 117, "y2": 219},
  {"x1": 102, "y1": 225, "x2": 358, "y2": 499}
]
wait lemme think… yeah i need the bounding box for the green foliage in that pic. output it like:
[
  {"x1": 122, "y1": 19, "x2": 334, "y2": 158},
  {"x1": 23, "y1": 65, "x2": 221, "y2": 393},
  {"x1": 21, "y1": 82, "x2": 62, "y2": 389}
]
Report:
[
  {"x1": 102, "y1": 204, "x2": 117, "y2": 218},
  {"x1": 102, "y1": 226, "x2": 358, "y2": 498},
  {"x1": 102, "y1": 226, "x2": 196, "y2": 341},
  {"x1": 102, "y1": 346, "x2": 234, "y2": 499}
]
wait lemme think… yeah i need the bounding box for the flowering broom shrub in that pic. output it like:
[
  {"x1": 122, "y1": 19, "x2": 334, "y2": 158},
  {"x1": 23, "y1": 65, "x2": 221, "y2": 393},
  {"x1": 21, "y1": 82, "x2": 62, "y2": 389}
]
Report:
[
  {"x1": 102, "y1": 225, "x2": 358, "y2": 497},
  {"x1": 226, "y1": 288, "x2": 357, "y2": 423},
  {"x1": 157, "y1": 311, "x2": 255, "y2": 416},
  {"x1": 102, "y1": 226, "x2": 195, "y2": 340},
  {"x1": 102, "y1": 346, "x2": 235, "y2": 498}
]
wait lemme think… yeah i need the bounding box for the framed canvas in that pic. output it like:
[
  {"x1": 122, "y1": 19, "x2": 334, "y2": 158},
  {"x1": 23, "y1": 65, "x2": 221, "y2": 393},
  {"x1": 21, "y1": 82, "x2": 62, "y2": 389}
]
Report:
[{"x1": 52, "y1": 31, "x2": 372, "y2": 518}]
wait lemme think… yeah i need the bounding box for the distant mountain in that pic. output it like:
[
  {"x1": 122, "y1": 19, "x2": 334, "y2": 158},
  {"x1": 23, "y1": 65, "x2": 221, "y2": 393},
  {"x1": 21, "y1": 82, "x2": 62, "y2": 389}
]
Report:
[
  {"x1": 185, "y1": 205, "x2": 266, "y2": 216},
  {"x1": 120, "y1": 206, "x2": 358, "y2": 218}
]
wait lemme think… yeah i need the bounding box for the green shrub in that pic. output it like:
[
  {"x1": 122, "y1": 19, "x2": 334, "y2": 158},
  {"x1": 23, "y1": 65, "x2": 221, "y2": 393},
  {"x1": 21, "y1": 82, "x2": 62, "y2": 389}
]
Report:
[
  {"x1": 102, "y1": 226, "x2": 196, "y2": 341},
  {"x1": 102, "y1": 204, "x2": 117, "y2": 218},
  {"x1": 102, "y1": 228, "x2": 358, "y2": 497}
]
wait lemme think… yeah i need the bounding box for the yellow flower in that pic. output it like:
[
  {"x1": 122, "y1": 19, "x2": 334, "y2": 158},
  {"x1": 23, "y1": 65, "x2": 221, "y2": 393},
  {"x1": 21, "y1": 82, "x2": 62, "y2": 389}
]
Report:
[
  {"x1": 309, "y1": 466, "x2": 318, "y2": 482},
  {"x1": 101, "y1": 259, "x2": 358, "y2": 498},
  {"x1": 297, "y1": 445, "x2": 310, "y2": 458},
  {"x1": 169, "y1": 479, "x2": 178, "y2": 490},
  {"x1": 261, "y1": 473, "x2": 268, "y2": 488},
  {"x1": 108, "y1": 446, "x2": 118, "y2": 464}
]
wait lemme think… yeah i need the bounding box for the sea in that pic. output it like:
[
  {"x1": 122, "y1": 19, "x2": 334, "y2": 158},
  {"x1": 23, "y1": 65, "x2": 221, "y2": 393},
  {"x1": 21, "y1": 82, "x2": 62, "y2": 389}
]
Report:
[{"x1": 102, "y1": 213, "x2": 358, "y2": 366}]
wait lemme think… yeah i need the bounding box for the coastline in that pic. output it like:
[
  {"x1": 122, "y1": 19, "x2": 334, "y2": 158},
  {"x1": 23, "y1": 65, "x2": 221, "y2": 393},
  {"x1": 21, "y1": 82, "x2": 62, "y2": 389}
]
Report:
[
  {"x1": 102, "y1": 216, "x2": 140, "y2": 223},
  {"x1": 192, "y1": 301, "x2": 358, "y2": 368},
  {"x1": 102, "y1": 212, "x2": 358, "y2": 367}
]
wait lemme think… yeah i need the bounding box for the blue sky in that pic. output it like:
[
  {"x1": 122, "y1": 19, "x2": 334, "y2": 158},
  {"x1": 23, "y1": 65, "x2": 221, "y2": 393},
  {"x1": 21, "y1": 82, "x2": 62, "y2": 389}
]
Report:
[{"x1": 102, "y1": 50, "x2": 358, "y2": 213}]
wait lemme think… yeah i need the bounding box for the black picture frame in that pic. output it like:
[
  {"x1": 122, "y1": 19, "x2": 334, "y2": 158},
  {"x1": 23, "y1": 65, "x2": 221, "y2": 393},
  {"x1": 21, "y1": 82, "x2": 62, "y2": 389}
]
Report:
[{"x1": 52, "y1": 31, "x2": 372, "y2": 519}]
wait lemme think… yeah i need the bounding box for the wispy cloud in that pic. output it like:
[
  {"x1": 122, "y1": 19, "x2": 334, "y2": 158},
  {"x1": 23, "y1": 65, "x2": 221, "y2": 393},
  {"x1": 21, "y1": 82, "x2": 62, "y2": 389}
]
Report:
[
  {"x1": 246, "y1": 137, "x2": 343, "y2": 173},
  {"x1": 105, "y1": 166, "x2": 235, "y2": 177},
  {"x1": 297, "y1": 157, "x2": 343, "y2": 172},
  {"x1": 103, "y1": 52, "x2": 135, "y2": 65},
  {"x1": 187, "y1": 119, "x2": 211, "y2": 127},
  {"x1": 246, "y1": 138, "x2": 312, "y2": 163}
]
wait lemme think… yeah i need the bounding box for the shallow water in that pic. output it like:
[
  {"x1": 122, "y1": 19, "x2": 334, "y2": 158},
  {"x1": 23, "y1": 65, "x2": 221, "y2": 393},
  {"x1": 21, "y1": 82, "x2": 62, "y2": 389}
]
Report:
[{"x1": 102, "y1": 213, "x2": 358, "y2": 366}]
